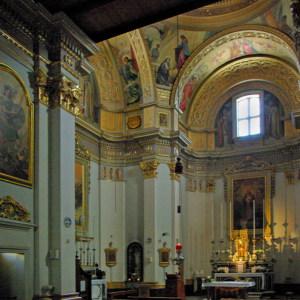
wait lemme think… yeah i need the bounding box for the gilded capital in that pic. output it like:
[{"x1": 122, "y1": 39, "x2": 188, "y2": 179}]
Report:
[
  {"x1": 140, "y1": 160, "x2": 160, "y2": 179},
  {"x1": 33, "y1": 67, "x2": 49, "y2": 106},
  {"x1": 49, "y1": 75, "x2": 83, "y2": 115},
  {"x1": 284, "y1": 170, "x2": 294, "y2": 185},
  {"x1": 206, "y1": 178, "x2": 216, "y2": 193},
  {"x1": 167, "y1": 162, "x2": 180, "y2": 181}
]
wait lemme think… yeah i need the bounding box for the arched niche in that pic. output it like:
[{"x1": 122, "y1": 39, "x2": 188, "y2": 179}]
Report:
[
  {"x1": 127, "y1": 242, "x2": 143, "y2": 282},
  {"x1": 171, "y1": 25, "x2": 299, "y2": 123}
]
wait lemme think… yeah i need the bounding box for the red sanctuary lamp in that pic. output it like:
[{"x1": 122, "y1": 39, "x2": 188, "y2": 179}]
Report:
[{"x1": 176, "y1": 243, "x2": 182, "y2": 252}]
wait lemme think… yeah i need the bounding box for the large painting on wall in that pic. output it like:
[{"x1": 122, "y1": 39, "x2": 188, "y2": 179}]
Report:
[
  {"x1": 223, "y1": 156, "x2": 275, "y2": 239},
  {"x1": 0, "y1": 64, "x2": 33, "y2": 188}
]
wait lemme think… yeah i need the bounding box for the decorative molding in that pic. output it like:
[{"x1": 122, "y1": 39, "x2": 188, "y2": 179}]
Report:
[
  {"x1": 140, "y1": 160, "x2": 160, "y2": 178},
  {"x1": 75, "y1": 134, "x2": 92, "y2": 161},
  {"x1": 129, "y1": 30, "x2": 153, "y2": 98},
  {"x1": 0, "y1": 196, "x2": 30, "y2": 222},
  {"x1": 284, "y1": 170, "x2": 294, "y2": 185},
  {"x1": 127, "y1": 115, "x2": 142, "y2": 130},
  {"x1": 167, "y1": 162, "x2": 180, "y2": 181}
]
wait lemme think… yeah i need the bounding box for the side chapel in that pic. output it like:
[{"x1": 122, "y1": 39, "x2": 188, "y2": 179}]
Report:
[{"x1": 0, "y1": 0, "x2": 300, "y2": 299}]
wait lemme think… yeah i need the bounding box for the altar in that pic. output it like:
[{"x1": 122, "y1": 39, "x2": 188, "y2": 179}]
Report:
[
  {"x1": 214, "y1": 272, "x2": 264, "y2": 291},
  {"x1": 203, "y1": 281, "x2": 255, "y2": 300}
]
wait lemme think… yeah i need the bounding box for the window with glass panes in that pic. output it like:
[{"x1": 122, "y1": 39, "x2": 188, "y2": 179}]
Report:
[{"x1": 236, "y1": 94, "x2": 260, "y2": 137}]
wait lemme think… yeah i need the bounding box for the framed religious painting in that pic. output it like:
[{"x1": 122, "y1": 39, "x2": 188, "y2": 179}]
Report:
[
  {"x1": 75, "y1": 135, "x2": 91, "y2": 236},
  {"x1": 223, "y1": 156, "x2": 275, "y2": 239},
  {"x1": 158, "y1": 242, "x2": 171, "y2": 267},
  {"x1": 0, "y1": 64, "x2": 34, "y2": 188},
  {"x1": 105, "y1": 242, "x2": 117, "y2": 267}
]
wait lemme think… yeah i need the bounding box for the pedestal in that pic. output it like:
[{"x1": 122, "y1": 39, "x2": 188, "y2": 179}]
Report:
[{"x1": 165, "y1": 273, "x2": 185, "y2": 300}]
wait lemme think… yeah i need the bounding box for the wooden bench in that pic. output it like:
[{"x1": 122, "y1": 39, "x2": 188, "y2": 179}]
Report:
[{"x1": 108, "y1": 289, "x2": 138, "y2": 300}]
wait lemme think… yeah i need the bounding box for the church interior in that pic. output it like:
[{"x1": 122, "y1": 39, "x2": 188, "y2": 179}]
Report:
[{"x1": 0, "y1": 0, "x2": 300, "y2": 299}]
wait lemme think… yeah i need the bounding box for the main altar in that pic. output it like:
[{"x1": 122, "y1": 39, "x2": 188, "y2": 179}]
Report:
[{"x1": 210, "y1": 235, "x2": 275, "y2": 292}]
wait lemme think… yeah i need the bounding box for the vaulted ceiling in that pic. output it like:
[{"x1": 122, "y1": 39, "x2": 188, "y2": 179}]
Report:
[{"x1": 35, "y1": 0, "x2": 220, "y2": 42}]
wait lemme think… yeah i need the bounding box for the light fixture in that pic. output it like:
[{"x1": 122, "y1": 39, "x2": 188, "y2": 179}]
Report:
[{"x1": 175, "y1": 157, "x2": 183, "y2": 174}]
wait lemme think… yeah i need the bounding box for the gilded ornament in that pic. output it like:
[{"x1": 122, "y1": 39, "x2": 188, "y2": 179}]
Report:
[
  {"x1": 127, "y1": 115, "x2": 142, "y2": 129},
  {"x1": 140, "y1": 160, "x2": 160, "y2": 178},
  {"x1": 0, "y1": 196, "x2": 30, "y2": 222},
  {"x1": 206, "y1": 178, "x2": 216, "y2": 193}
]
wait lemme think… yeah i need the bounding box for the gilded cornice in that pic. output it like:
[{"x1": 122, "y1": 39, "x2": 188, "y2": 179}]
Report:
[
  {"x1": 0, "y1": 196, "x2": 30, "y2": 222},
  {"x1": 188, "y1": 56, "x2": 300, "y2": 129},
  {"x1": 128, "y1": 30, "x2": 154, "y2": 99},
  {"x1": 48, "y1": 74, "x2": 83, "y2": 115},
  {"x1": 171, "y1": 25, "x2": 298, "y2": 107},
  {"x1": 140, "y1": 160, "x2": 160, "y2": 178}
]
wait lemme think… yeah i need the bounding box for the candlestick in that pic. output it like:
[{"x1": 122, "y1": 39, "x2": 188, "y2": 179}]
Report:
[
  {"x1": 253, "y1": 200, "x2": 255, "y2": 239},
  {"x1": 221, "y1": 203, "x2": 223, "y2": 239},
  {"x1": 230, "y1": 202, "x2": 232, "y2": 240},
  {"x1": 93, "y1": 216, "x2": 95, "y2": 248},
  {"x1": 212, "y1": 203, "x2": 214, "y2": 240}
]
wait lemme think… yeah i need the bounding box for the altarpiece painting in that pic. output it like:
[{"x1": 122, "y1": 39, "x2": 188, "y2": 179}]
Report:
[{"x1": 223, "y1": 156, "x2": 275, "y2": 239}]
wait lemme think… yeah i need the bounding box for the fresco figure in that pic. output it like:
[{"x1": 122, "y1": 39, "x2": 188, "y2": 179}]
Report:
[
  {"x1": 121, "y1": 56, "x2": 142, "y2": 105},
  {"x1": 175, "y1": 35, "x2": 191, "y2": 69},
  {"x1": 156, "y1": 57, "x2": 171, "y2": 86},
  {"x1": 241, "y1": 39, "x2": 258, "y2": 55},
  {"x1": 151, "y1": 44, "x2": 160, "y2": 63},
  {"x1": 264, "y1": 94, "x2": 283, "y2": 139},
  {"x1": 179, "y1": 74, "x2": 199, "y2": 112},
  {"x1": 278, "y1": 15, "x2": 293, "y2": 37},
  {"x1": 229, "y1": 41, "x2": 242, "y2": 59},
  {"x1": 216, "y1": 108, "x2": 233, "y2": 147}
]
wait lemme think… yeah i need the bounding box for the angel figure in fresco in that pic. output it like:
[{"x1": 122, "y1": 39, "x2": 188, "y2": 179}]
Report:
[
  {"x1": 121, "y1": 56, "x2": 142, "y2": 106},
  {"x1": 174, "y1": 35, "x2": 191, "y2": 70},
  {"x1": 0, "y1": 84, "x2": 27, "y2": 179},
  {"x1": 229, "y1": 41, "x2": 242, "y2": 60},
  {"x1": 179, "y1": 74, "x2": 199, "y2": 112},
  {"x1": 216, "y1": 107, "x2": 233, "y2": 148}
]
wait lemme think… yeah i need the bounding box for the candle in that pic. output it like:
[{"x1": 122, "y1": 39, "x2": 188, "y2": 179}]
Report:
[
  {"x1": 262, "y1": 199, "x2": 264, "y2": 238},
  {"x1": 221, "y1": 203, "x2": 223, "y2": 239},
  {"x1": 253, "y1": 200, "x2": 255, "y2": 239},
  {"x1": 93, "y1": 216, "x2": 95, "y2": 248},
  {"x1": 212, "y1": 204, "x2": 214, "y2": 240},
  {"x1": 230, "y1": 202, "x2": 232, "y2": 239}
]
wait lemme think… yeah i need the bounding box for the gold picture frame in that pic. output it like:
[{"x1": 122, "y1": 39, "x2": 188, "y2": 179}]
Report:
[
  {"x1": 223, "y1": 156, "x2": 275, "y2": 239},
  {"x1": 75, "y1": 135, "x2": 91, "y2": 235},
  {"x1": 105, "y1": 242, "x2": 117, "y2": 267},
  {"x1": 0, "y1": 64, "x2": 34, "y2": 188},
  {"x1": 158, "y1": 242, "x2": 171, "y2": 267}
]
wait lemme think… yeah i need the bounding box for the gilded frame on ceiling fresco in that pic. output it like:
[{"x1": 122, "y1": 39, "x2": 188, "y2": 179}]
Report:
[
  {"x1": 223, "y1": 156, "x2": 275, "y2": 239},
  {"x1": 0, "y1": 63, "x2": 34, "y2": 188},
  {"x1": 75, "y1": 135, "x2": 91, "y2": 234}
]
